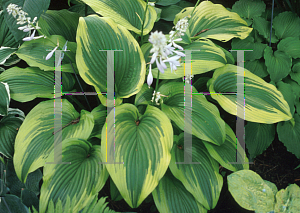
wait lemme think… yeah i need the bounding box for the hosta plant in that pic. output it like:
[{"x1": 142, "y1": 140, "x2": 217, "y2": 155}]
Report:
[{"x1": 0, "y1": 0, "x2": 296, "y2": 212}]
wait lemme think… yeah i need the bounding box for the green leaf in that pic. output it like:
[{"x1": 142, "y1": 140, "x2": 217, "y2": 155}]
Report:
[
  {"x1": 158, "y1": 82, "x2": 226, "y2": 145},
  {"x1": 76, "y1": 15, "x2": 145, "y2": 104},
  {"x1": 0, "y1": 82, "x2": 10, "y2": 116},
  {"x1": 264, "y1": 46, "x2": 292, "y2": 82},
  {"x1": 276, "y1": 80, "x2": 295, "y2": 116},
  {"x1": 273, "y1": 11, "x2": 300, "y2": 40},
  {"x1": 0, "y1": 194, "x2": 29, "y2": 213},
  {"x1": 134, "y1": 83, "x2": 154, "y2": 106},
  {"x1": 21, "y1": 188, "x2": 39, "y2": 211},
  {"x1": 16, "y1": 35, "x2": 77, "y2": 73},
  {"x1": 245, "y1": 122, "x2": 275, "y2": 159},
  {"x1": 0, "y1": 47, "x2": 17, "y2": 65},
  {"x1": 152, "y1": 169, "x2": 207, "y2": 213},
  {"x1": 0, "y1": 67, "x2": 75, "y2": 102},
  {"x1": 13, "y1": 99, "x2": 94, "y2": 183},
  {"x1": 252, "y1": 17, "x2": 278, "y2": 43},
  {"x1": 80, "y1": 196, "x2": 118, "y2": 213},
  {"x1": 152, "y1": 39, "x2": 227, "y2": 79},
  {"x1": 244, "y1": 59, "x2": 268, "y2": 78},
  {"x1": 68, "y1": 4, "x2": 95, "y2": 17},
  {"x1": 231, "y1": 36, "x2": 267, "y2": 61},
  {"x1": 90, "y1": 104, "x2": 107, "y2": 139},
  {"x1": 208, "y1": 64, "x2": 293, "y2": 123},
  {"x1": 264, "y1": 180, "x2": 278, "y2": 197},
  {"x1": 0, "y1": 108, "x2": 24, "y2": 158},
  {"x1": 101, "y1": 104, "x2": 173, "y2": 208},
  {"x1": 110, "y1": 178, "x2": 123, "y2": 201},
  {"x1": 160, "y1": 5, "x2": 182, "y2": 22},
  {"x1": 169, "y1": 134, "x2": 223, "y2": 210},
  {"x1": 278, "y1": 37, "x2": 300, "y2": 59},
  {"x1": 80, "y1": 0, "x2": 156, "y2": 35},
  {"x1": 40, "y1": 139, "x2": 108, "y2": 213},
  {"x1": 204, "y1": 123, "x2": 249, "y2": 172},
  {"x1": 290, "y1": 62, "x2": 300, "y2": 85},
  {"x1": 0, "y1": 12, "x2": 19, "y2": 47},
  {"x1": 277, "y1": 113, "x2": 300, "y2": 158},
  {"x1": 232, "y1": 0, "x2": 266, "y2": 19},
  {"x1": 175, "y1": 1, "x2": 252, "y2": 41},
  {"x1": 156, "y1": 0, "x2": 181, "y2": 6},
  {"x1": 228, "y1": 170, "x2": 275, "y2": 212},
  {"x1": 38, "y1": 9, "x2": 80, "y2": 42},
  {"x1": 274, "y1": 184, "x2": 300, "y2": 212},
  {"x1": 3, "y1": 0, "x2": 50, "y2": 42}
]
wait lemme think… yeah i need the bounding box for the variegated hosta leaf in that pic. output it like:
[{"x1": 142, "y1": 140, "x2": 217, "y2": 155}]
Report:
[
  {"x1": 168, "y1": 133, "x2": 223, "y2": 210},
  {"x1": 208, "y1": 64, "x2": 293, "y2": 123},
  {"x1": 0, "y1": 82, "x2": 10, "y2": 116},
  {"x1": 204, "y1": 123, "x2": 249, "y2": 172},
  {"x1": 13, "y1": 99, "x2": 94, "y2": 183},
  {"x1": 174, "y1": 1, "x2": 252, "y2": 42},
  {"x1": 152, "y1": 39, "x2": 228, "y2": 79},
  {"x1": 76, "y1": 15, "x2": 145, "y2": 105},
  {"x1": 158, "y1": 82, "x2": 226, "y2": 145},
  {"x1": 80, "y1": 0, "x2": 156, "y2": 35},
  {"x1": 101, "y1": 103, "x2": 173, "y2": 208},
  {"x1": 40, "y1": 139, "x2": 108, "y2": 213},
  {"x1": 152, "y1": 169, "x2": 208, "y2": 213}
]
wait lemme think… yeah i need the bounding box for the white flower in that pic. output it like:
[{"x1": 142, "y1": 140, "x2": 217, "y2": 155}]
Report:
[
  {"x1": 6, "y1": 4, "x2": 20, "y2": 18},
  {"x1": 163, "y1": 55, "x2": 181, "y2": 73},
  {"x1": 147, "y1": 64, "x2": 153, "y2": 88},
  {"x1": 22, "y1": 30, "x2": 45, "y2": 41},
  {"x1": 151, "y1": 90, "x2": 168, "y2": 105},
  {"x1": 148, "y1": 2, "x2": 155, "y2": 6},
  {"x1": 46, "y1": 45, "x2": 59, "y2": 60},
  {"x1": 175, "y1": 17, "x2": 189, "y2": 34}
]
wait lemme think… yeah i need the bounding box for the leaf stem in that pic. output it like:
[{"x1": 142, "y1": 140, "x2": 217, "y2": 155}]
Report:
[
  {"x1": 190, "y1": 0, "x2": 201, "y2": 18},
  {"x1": 140, "y1": 0, "x2": 149, "y2": 45}
]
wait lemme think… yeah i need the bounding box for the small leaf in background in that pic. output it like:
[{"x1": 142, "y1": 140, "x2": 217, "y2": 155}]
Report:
[
  {"x1": 231, "y1": 36, "x2": 267, "y2": 61},
  {"x1": 232, "y1": 0, "x2": 266, "y2": 19},
  {"x1": 245, "y1": 122, "x2": 276, "y2": 159},
  {"x1": 21, "y1": 188, "x2": 39, "y2": 212},
  {"x1": 0, "y1": 82, "x2": 10, "y2": 116},
  {"x1": 110, "y1": 178, "x2": 123, "y2": 201},
  {"x1": 252, "y1": 17, "x2": 278, "y2": 43},
  {"x1": 156, "y1": 0, "x2": 181, "y2": 6},
  {"x1": 244, "y1": 60, "x2": 268, "y2": 78},
  {"x1": 264, "y1": 46, "x2": 292, "y2": 82},
  {"x1": 273, "y1": 11, "x2": 300, "y2": 39},
  {"x1": 160, "y1": 5, "x2": 182, "y2": 22},
  {"x1": 277, "y1": 113, "x2": 300, "y2": 158},
  {"x1": 0, "y1": 194, "x2": 29, "y2": 212},
  {"x1": 290, "y1": 62, "x2": 300, "y2": 85},
  {"x1": 276, "y1": 81, "x2": 295, "y2": 116},
  {"x1": 277, "y1": 37, "x2": 300, "y2": 59},
  {"x1": 228, "y1": 170, "x2": 275, "y2": 212}
]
